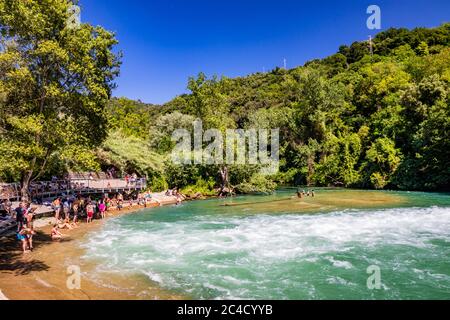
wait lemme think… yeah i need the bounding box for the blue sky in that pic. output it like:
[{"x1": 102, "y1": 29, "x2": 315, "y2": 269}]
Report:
[{"x1": 79, "y1": 0, "x2": 450, "y2": 104}]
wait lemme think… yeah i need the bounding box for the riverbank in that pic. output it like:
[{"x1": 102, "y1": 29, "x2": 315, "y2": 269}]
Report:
[{"x1": 0, "y1": 199, "x2": 185, "y2": 300}]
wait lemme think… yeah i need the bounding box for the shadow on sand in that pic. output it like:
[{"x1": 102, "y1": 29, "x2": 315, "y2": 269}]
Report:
[{"x1": 0, "y1": 230, "x2": 72, "y2": 276}]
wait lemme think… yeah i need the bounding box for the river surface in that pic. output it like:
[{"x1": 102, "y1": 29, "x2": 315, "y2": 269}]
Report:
[{"x1": 80, "y1": 189, "x2": 450, "y2": 299}]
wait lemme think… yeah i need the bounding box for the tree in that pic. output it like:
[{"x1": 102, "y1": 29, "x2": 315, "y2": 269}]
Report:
[
  {"x1": 362, "y1": 138, "x2": 402, "y2": 189},
  {"x1": 0, "y1": 0, "x2": 121, "y2": 200}
]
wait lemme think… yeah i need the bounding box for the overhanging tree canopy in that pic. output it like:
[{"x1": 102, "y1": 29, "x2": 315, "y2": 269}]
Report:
[{"x1": 0, "y1": 0, "x2": 121, "y2": 199}]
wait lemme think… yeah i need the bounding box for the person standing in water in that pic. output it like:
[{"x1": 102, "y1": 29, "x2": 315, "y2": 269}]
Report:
[
  {"x1": 51, "y1": 224, "x2": 63, "y2": 241},
  {"x1": 52, "y1": 198, "x2": 61, "y2": 221},
  {"x1": 86, "y1": 202, "x2": 94, "y2": 223},
  {"x1": 72, "y1": 200, "x2": 79, "y2": 224},
  {"x1": 17, "y1": 225, "x2": 30, "y2": 253},
  {"x1": 98, "y1": 200, "x2": 106, "y2": 219}
]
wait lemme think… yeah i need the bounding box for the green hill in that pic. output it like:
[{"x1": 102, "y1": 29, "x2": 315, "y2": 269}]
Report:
[{"x1": 106, "y1": 24, "x2": 450, "y2": 192}]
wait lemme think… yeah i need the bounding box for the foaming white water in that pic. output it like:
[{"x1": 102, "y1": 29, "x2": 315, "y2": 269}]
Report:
[{"x1": 81, "y1": 206, "x2": 450, "y2": 299}]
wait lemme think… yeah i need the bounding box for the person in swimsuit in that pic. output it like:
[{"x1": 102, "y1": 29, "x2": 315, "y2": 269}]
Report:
[
  {"x1": 63, "y1": 199, "x2": 70, "y2": 220},
  {"x1": 72, "y1": 202, "x2": 79, "y2": 224},
  {"x1": 51, "y1": 224, "x2": 63, "y2": 241},
  {"x1": 58, "y1": 217, "x2": 74, "y2": 230},
  {"x1": 17, "y1": 225, "x2": 31, "y2": 253},
  {"x1": 86, "y1": 202, "x2": 94, "y2": 223}
]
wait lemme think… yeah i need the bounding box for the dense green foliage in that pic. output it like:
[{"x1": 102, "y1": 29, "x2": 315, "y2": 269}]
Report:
[
  {"x1": 1, "y1": 3, "x2": 448, "y2": 196},
  {"x1": 0, "y1": 0, "x2": 120, "y2": 198}
]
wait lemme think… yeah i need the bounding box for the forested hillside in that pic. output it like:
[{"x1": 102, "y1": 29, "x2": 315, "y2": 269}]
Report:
[
  {"x1": 103, "y1": 24, "x2": 450, "y2": 193},
  {"x1": 2, "y1": 20, "x2": 449, "y2": 194}
]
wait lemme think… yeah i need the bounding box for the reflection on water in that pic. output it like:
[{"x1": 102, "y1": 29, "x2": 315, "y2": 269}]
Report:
[{"x1": 80, "y1": 189, "x2": 450, "y2": 299}]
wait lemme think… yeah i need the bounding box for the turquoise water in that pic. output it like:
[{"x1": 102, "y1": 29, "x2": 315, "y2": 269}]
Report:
[{"x1": 81, "y1": 189, "x2": 450, "y2": 299}]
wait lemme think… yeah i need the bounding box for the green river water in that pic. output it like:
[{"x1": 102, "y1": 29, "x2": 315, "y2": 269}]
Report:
[{"x1": 80, "y1": 188, "x2": 450, "y2": 299}]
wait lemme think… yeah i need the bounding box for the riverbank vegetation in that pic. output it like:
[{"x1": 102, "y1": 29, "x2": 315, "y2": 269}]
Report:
[
  {"x1": 104, "y1": 24, "x2": 450, "y2": 193},
  {"x1": 1, "y1": 1, "x2": 449, "y2": 196}
]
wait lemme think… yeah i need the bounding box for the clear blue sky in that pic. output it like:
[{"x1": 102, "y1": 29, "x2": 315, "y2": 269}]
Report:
[{"x1": 79, "y1": 0, "x2": 450, "y2": 104}]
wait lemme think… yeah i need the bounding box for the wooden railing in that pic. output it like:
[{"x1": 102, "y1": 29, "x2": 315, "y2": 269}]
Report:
[{"x1": 0, "y1": 178, "x2": 147, "y2": 201}]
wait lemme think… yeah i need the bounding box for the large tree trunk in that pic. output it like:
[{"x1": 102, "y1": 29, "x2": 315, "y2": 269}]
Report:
[
  {"x1": 20, "y1": 171, "x2": 33, "y2": 202},
  {"x1": 218, "y1": 166, "x2": 231, "y2": 197}
]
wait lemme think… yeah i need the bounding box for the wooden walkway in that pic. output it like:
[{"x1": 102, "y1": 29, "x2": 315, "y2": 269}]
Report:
[{"x1": 1, "y1": 178, "x2": 147, "y2": 201}]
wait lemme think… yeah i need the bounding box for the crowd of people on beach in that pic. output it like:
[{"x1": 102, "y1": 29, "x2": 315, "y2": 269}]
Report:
[
  {"x1": 8, "y1": 190, "x2": 158, "y2": 254},
  {"x1": 49, "y1": 192, "x2": 155, "y2": 237}
]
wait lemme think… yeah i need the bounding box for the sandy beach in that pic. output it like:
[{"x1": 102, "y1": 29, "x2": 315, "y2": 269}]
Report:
[{"x1": 0, "y1": 204, "x2": 184, "y2": 300}]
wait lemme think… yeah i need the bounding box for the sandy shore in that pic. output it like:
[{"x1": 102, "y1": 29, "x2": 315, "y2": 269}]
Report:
[{"x1": 0, "y1": 204, "x2": 184, "y2": 300}]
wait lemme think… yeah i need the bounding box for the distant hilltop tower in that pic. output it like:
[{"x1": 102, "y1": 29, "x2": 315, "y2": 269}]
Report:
[{"x1": 368, "y1": 35, "x2": 374, "y2": 56}]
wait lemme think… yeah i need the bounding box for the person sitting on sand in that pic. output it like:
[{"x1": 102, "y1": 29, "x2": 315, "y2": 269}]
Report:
[
  {"x1": 58, "y1": 217, "x2": 74, "y2": 230},
  {"x1": 51, "y1": 224, "x2": 63, "y2": 241},
  {"x1": 52, "y1": 198, "x2": 62, "y2": 221}
]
